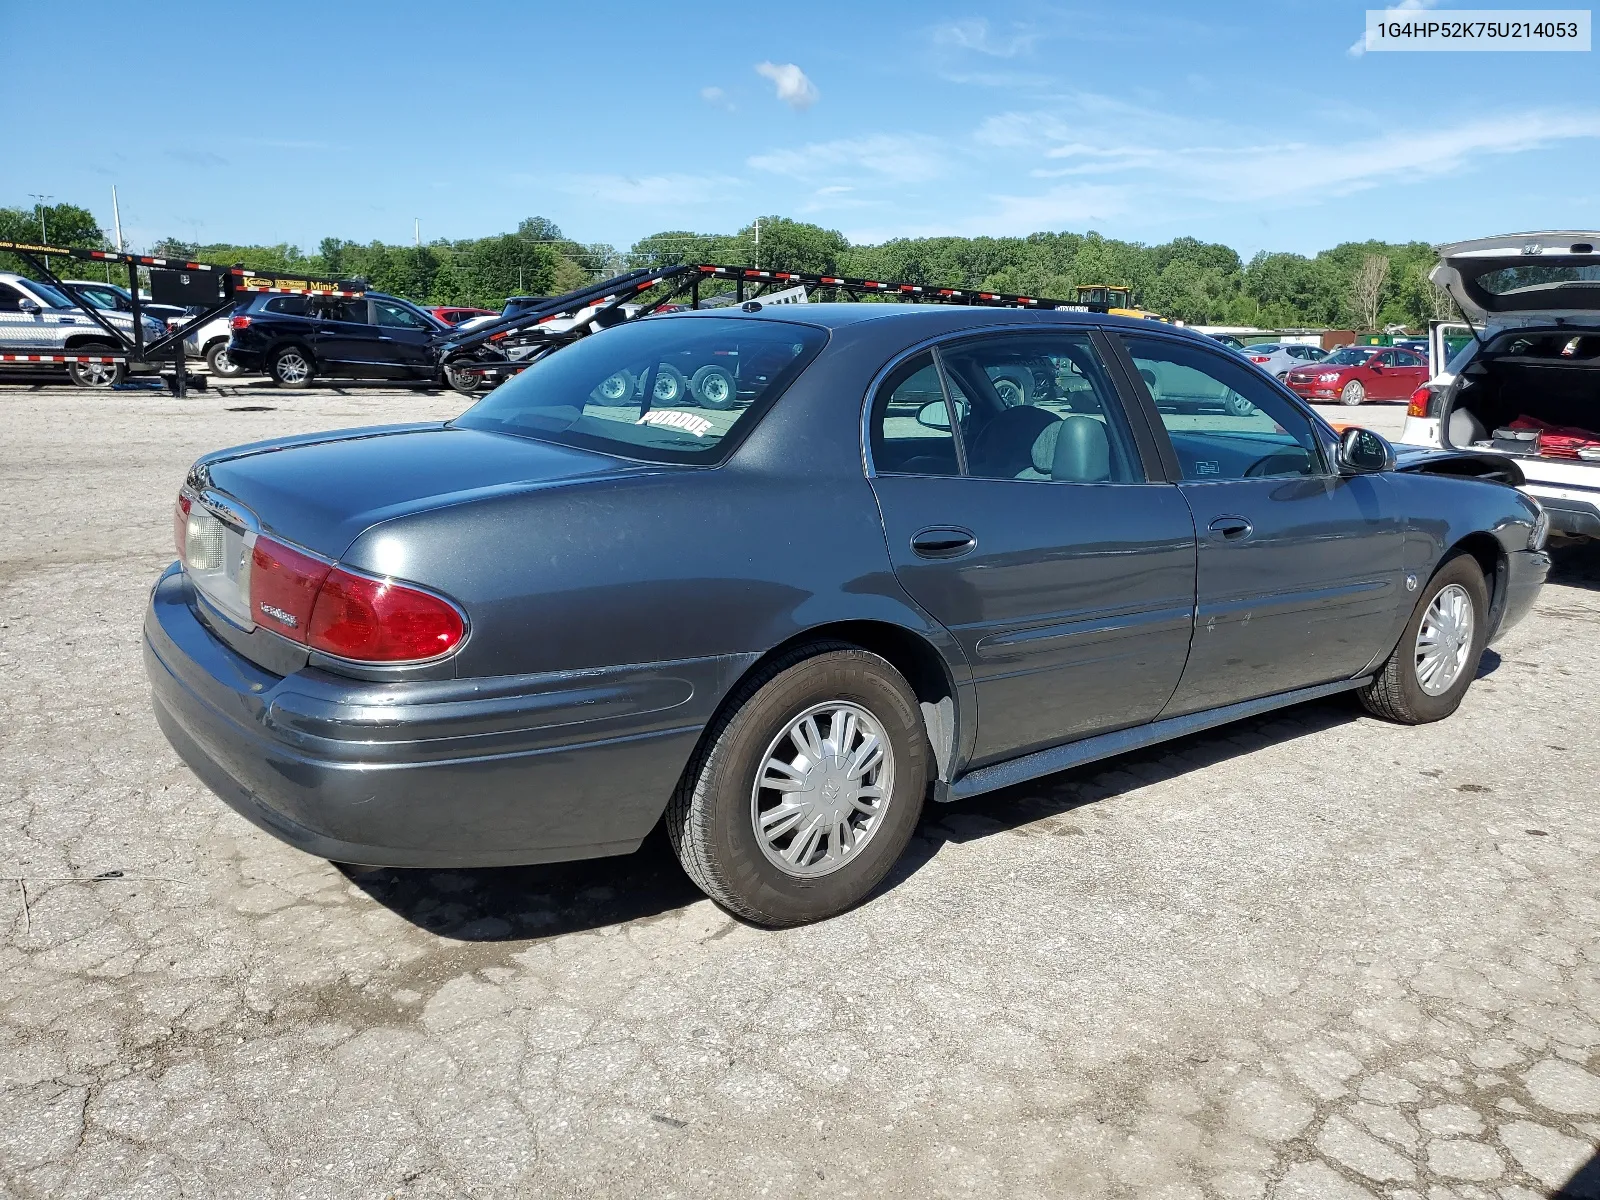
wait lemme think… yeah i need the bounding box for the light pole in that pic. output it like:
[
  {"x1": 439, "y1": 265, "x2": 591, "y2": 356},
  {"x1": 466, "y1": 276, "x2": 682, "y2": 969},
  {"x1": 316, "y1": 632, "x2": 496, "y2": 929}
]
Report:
[{"x1": 27, "y1": 194, "x2": 54, "y2": 243}]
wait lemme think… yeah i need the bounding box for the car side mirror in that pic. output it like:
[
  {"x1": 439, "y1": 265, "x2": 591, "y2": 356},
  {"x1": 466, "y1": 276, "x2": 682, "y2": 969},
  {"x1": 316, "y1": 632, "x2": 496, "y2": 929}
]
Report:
[
  {"x1": 1338, "y1": 426, "x2": 1395, "y2": 474},
  {"x1": 916, "y1": 400, "x2": 951, "y2": 430},
  {"x1": 17, "y1": 298, "x2": 40, "y2": 314}
]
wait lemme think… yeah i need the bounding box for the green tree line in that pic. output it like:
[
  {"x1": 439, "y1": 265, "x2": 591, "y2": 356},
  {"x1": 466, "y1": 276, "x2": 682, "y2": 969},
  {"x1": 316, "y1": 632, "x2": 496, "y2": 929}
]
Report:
[{"x1": 3, "y1": 201, "x2": 1456, "y2": 330}]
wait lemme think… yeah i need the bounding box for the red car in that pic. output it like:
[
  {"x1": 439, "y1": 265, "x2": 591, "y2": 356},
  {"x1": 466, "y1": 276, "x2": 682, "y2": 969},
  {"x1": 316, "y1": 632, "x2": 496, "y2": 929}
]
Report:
[
  {"x1": 1285, "y1": 345, "x2": 1428, "y2": 406},
  {"x1": 431, "y1": 306, "x2": 499, "y2": 325}
]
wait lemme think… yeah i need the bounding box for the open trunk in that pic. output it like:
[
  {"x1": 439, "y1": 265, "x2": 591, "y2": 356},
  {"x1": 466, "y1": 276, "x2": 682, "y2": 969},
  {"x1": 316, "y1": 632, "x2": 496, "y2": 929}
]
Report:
[{"x1": 1442, "y1": 328, "x2": 1600, "y2": 537}]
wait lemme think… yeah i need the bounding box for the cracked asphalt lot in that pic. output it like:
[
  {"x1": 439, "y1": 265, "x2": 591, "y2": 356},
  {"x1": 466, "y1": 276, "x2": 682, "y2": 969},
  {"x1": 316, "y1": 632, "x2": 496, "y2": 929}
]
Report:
[{"x1": 2, "y1": 388, "x2": 1598, "y2": 1198}]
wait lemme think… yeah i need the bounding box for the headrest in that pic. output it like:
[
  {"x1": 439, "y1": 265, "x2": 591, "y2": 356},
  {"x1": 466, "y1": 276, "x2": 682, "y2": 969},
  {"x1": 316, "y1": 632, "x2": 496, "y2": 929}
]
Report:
[{"x1": 1051, "y1": 415, "x2": 1111, "y2": 482}]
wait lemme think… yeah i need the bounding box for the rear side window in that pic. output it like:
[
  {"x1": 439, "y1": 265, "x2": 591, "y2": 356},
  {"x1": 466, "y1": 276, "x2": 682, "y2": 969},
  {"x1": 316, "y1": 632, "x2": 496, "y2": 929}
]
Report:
[
  {"x1": 870, "y1": 353, "x2": 959, "y2": 476},
  {"x1": 941, "y1": 333, "x2": 1143, "y2": 483},
  {"x1": 454, "y1": 316, "x2": 827, "y2": 464},
  {"x1": 261, "y1": 295, "x2": 309, "y2": 316}
]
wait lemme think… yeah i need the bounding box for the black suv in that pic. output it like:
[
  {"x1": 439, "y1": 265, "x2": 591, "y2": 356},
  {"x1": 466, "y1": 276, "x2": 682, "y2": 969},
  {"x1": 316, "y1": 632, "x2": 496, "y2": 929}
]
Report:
[{"x1": 226, "y1": 292, "x2": 453, "y2": 387}]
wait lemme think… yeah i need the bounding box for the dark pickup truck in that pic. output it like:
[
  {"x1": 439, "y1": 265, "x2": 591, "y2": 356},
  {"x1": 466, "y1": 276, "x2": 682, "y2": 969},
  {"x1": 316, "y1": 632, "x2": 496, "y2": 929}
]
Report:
[{"x1": 226, "y1": 291, "x2": 454, "y2": 387}]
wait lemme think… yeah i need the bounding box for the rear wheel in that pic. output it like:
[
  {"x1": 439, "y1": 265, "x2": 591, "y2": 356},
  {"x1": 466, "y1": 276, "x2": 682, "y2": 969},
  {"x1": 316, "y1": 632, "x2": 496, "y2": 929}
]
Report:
[
  {"x1": 443, "y1": 359, "x2": 485, "y2": 396},
  {"x1": 650, "y1": 363, "x2": 689, "y2": 406},
  {"x1": 691, "y1": 364, "x2": 737, "y2": 409},
  {"x1": 269, "y1": 345, "x2": 314, "y2": 389},
  {"x1": 1340, "y1": 379, "x2": 1366, "y2": 406},
  {"x1": 592, "y1": 368, "x2": 636, "y2": 405},
  {"x1": 206, "y1": 341, "x2": 244, "y2": 378},
  {"x1": 666, "y1": 644, "x2": 930, "y2": 926},
  {"x1": 66, "y1": 342, "x2": 126, "y2": 389},
  {"x1": 1358, "y1": 553, "x2": 1489, "y2": 724}
]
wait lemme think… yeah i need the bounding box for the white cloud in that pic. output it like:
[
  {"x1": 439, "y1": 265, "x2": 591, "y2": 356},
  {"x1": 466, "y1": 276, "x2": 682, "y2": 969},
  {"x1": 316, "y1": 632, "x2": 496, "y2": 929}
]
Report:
[
  {"x1": 556, "y1": 172, "x2": 741, "y2": 206},
  {"x1": 748, "y1": 134, "x2": 947, "y2": 184},
  {"x1": 755, "y1": 61, "x2": 819, "y2": 110},
  {"x1": 931, "y1": 18, "x2": 1038, "y2": 58},
  {"x1": 1349, "y1": 0, "x2": 1443, "y2": 55},
  {"x1": 701, "y1": 86, "x2": 723, "y2": 103}
]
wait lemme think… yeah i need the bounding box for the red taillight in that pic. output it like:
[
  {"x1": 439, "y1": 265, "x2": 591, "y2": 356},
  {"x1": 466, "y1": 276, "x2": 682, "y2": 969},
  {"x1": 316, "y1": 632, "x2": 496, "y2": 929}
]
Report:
[
  {"x1": 174, "y1": 493, "x2": 191, "y2": 559},
  {"x1": 1407, "y1": 385, "x2": 1432, "y2": 418},
  {"x1": 230, "y1": 315, "x2": 251, "y2": 330},
  {"x1": 306, "y1": 568, "x2": 465, "y2": 662},
  {"x1": 250, "y1": 537, "x2": 333, "y2": 639},
  {"x1": 1249, "y1": 354, "x2": 1271, "y2": 363}
]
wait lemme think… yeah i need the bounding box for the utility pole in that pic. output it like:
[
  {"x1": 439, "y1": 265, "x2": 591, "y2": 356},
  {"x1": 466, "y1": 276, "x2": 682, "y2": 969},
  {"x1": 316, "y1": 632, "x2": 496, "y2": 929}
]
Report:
[
  {"x1": 28, "y1": 194, "x2": 53, "y2": 243},
  {"x1": 414, "y1": 218, "x2": 420, "y2": 247},
  {"x1": 111, "y1": 186, "x2": 125, "y2": 251},
  {"x1": 754, "y1": 217, "x2": 760, "y2": 270}
]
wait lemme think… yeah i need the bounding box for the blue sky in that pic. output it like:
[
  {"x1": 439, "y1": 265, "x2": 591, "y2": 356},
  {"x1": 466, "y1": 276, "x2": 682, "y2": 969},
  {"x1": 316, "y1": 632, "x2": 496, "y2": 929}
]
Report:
[{"x1": 5, "y1": 1, "x2": 1597, "y2": 258}]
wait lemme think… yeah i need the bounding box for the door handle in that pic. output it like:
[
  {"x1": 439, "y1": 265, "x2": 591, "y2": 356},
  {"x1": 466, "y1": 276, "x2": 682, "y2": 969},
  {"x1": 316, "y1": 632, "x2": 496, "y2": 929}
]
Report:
[
  {"x1": 911, "y1": 527, "x2": 977, "y2": 559},
  {"x1": 1207, "y1": 516, "x2": 1252, "y2": 542}
]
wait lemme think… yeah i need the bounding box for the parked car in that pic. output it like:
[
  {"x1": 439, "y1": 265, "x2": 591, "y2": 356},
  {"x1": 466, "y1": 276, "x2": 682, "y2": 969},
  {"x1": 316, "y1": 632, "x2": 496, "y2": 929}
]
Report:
[
  {"x1": 0, "y1": 272, "x2": 166, "y2": 387},
  {"x1": 185, "y1": 312, "x2": 245, "y2": 377},
  {"x1": 1241, "y1": 342, "x2": 1328, "y2": 380},
  {"x1": 1403, "y1": 230, "x2": 1600, "y2": 541},
  {"x1": 430, "y1": 305, "x2": 499, "y2": 325},
  {"x1": 1285, "y1": 343, "x2": 1427, "y2": 405},
  {"x1": 146, "y1": 304, "x2": 1547, "y2": 926},
  {"x1": 1207, "y1": 333, "x2": 1247, "y2": 350},
  {"x1": 61, "y1": 279, "x2": 192, "y2": 326},
  {"x1": 225, "y1": 291, "x2": 454, "y2": 387}
]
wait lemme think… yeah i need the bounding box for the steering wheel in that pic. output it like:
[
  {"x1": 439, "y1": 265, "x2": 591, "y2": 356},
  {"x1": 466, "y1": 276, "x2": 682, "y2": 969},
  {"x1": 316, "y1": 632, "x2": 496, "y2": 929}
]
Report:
[{"x1": 1243, "y1": 448, "x2": 1312, "y2": 477}]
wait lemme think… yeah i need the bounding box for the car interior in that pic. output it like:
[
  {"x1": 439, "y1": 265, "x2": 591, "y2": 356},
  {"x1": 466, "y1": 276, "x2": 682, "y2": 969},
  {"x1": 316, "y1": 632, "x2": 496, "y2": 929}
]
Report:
[{"x1": 1445, "y1": 330, "x2": 1600, "y2": 456}]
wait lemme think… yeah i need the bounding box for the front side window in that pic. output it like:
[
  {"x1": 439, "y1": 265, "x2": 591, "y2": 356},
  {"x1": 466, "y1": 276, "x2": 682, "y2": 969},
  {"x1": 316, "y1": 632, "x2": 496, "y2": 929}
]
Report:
[
  {"x1": 318, "y1": 298, "x2": 370, "y2": 324},
  {"x1": 373, "y1": 299, "x2": 430, "y2": 329},
  {"x1": 870, "y1": 353, "x2": 959, "y2": 476},
  {"x1": 1124, "y1": 335, "x2": 1323, "y2": 481},
  {"x1": 454, "y1": 316, "x2": 827, "y2": 464},
  {"x1": 0, "y1": 283, "x2": 24, "y2": 312},
  {"x1": 938, "y1": 333, "x2": 1143, "y2": 483}
]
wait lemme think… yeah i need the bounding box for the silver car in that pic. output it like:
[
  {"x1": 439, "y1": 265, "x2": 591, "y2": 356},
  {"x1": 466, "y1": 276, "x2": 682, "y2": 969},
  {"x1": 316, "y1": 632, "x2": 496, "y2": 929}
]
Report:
[
  {"x1": 0, "y1": 272, "x2": 165, "y2": 387},
  {"x1": 1242, "y1": 342, "x2": 1328, "y2": 380}
]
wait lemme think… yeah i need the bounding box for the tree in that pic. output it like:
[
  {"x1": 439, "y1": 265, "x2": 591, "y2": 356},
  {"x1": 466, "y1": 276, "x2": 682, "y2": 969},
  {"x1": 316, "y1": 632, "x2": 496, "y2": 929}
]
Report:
[
  {"x1": 1348, "y1": 254, "x2": 1391, "y2": 331},
  {"x1": 0, "y1": 203, "x2": 105, "y2": 275}
]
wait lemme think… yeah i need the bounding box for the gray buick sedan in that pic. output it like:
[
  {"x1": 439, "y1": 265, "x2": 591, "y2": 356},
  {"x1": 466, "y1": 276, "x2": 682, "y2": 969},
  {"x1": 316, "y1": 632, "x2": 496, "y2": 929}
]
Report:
[{"x1": 146, "y1": 304, "x2": 1549, "y2": 926}]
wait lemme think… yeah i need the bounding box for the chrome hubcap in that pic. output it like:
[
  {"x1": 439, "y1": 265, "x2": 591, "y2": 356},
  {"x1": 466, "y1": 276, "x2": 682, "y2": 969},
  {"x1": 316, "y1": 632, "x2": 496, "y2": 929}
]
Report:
[
  {"x1": 1415, "y1": 582, "x2": 1475, "y2": 696},
  {"x1": 751, "y1": 701, "x2": 893, "y2": 878},
  {"x1": 699, "y1": 374, "x2": 730, "y2": 404},
  {"x1": 599, "y1": 372, "x2": 631, "y2": 401},
  {"x1": 652, "y1": 372, "x2": 680, "y2": 402},
  {"x1": 277, "y1": 353, "x2": 308, "y2": 383}
]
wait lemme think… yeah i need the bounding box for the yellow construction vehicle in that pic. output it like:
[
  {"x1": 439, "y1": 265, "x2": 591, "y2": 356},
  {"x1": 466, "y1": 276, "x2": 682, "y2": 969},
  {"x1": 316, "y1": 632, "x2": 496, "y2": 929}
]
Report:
[{"x1": 1074, "y1": 285, "x2": 1165, "y2": 321}]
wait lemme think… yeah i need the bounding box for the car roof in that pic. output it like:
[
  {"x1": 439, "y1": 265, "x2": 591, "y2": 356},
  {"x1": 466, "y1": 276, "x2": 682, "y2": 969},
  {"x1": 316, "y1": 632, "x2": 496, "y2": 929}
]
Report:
[{"x1": 655, "y1": 301, "x2": 1214, "y2": 341}]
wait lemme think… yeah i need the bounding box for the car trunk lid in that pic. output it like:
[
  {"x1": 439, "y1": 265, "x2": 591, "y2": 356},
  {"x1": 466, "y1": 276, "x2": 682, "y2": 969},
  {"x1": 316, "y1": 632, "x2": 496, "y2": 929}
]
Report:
[
  {"x1": 194, "y1": 423, "x2": 657, "y2": 558},
  {"x1": 1432, "y1": 232, "x2": 1600, "y2": 324}
]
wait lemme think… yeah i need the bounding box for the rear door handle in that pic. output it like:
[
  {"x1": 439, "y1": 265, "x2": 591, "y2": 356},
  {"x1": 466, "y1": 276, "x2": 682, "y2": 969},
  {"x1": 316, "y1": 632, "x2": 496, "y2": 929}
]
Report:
[
  {"x1": 1207, "y1": 516, "x2": 1253, "y2": 542},
  {"x1": 911, "y1": 527, "x2": 977, "y2": 559}
]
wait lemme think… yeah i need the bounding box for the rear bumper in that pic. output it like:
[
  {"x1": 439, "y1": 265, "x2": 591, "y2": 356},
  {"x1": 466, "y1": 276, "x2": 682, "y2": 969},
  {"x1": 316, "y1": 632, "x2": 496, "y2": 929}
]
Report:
[
  {"x1": 144, "y1": 565, "x2": 744, "y2": 867},
  {"x1": 225, "y1": 346, "x2": 264, "y2": 372}
]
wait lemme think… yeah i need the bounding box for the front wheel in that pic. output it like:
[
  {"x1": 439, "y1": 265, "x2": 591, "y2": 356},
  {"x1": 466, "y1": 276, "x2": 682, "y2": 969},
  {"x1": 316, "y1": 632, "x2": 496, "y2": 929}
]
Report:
[
  {"x1": 66, "y1": 343, "x2": 126, "y2": 389},
  {"x1": 443, "y1": 360, "x2": 485, "y2": 396},
  {"x1": 666, "y1": 644, "x2": 930, "y2": 926},
  {"x1": 206, "y1": 342, "x2": 244, "y2": 378},
  {"x1": 268, "y1": 346, "x2": 314, "y2": 389},
  {"x1": 1340, "y1": 379, "x2": 1366, "y2": 406},
  {"x1": 1358, "y1": 553, "x2": 1489, "y2": 724}
]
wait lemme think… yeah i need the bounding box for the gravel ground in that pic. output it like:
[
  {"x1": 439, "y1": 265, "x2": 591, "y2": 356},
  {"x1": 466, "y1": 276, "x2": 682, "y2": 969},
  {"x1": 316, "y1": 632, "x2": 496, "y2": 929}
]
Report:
[{"x1": 1, "y1": 389, "x2": 1596, "y2": 1199}]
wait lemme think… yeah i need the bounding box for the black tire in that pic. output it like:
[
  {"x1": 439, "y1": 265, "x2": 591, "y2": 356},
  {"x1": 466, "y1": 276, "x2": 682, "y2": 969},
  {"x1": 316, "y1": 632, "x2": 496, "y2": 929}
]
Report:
[
  {"x1": 1358, "y1": 553, "x2": 1489, "y2": 724},
  {"x1": 989, "y1": 366, "x2": 1034, "y2": 407},
  {"x1": 443, "y1": 359, "x2": 485, "y2": 397},
  {"x1": 666, "y1": 643, "x2": 930, "y2": 927},
  {"x1": 206, "y1": 341, "x2": 244, "y2": 378},
  {"x1": 66, "y1": 342, "x2": 126, "y2": 389},
  {"x1": 648, "y1": 363, "x2": 689, "y2": 406},
  {"x1": 1340, "y1": 379, "x2": 1366, "y2": 406},
  {"x1": 268, "y1": 345, "x2": 314, "y2": 389},
  {"x1": 690, "y1": 364, "x2": 737, "y2": 409},
  {"x1": 591, "y1": 368, "x2": 636, "y2": 405}
]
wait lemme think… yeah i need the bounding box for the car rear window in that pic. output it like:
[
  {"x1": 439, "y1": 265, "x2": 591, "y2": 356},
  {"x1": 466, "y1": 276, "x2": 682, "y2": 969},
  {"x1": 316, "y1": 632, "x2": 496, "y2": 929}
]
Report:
[
  {"x1": 261, "y1": 295, "x2": 309, "y2": 315},
  {"x1": 452, "y1": 316, "x2": 828, "y2": 464},
  {"x1": 1474, "y1": 264, "x2": 1600, "y2": 295}
]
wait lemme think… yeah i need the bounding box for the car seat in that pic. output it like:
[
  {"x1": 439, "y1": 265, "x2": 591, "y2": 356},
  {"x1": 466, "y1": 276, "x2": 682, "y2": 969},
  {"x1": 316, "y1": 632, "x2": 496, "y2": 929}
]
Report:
[
  {"x1": 969, "y1": 405, "x2": 1058, "y2": 478},
  {"x1": 1050, "y1": 415, "x2": 1112, "y2": 482}
]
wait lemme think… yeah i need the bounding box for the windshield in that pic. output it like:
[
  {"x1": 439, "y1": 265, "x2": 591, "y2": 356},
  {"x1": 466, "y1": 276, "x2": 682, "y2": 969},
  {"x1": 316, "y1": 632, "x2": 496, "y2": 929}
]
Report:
[
  {"x1": 453, "y1": 316, "x2": 827, "y2": 464},
  {"x1": 1323, "y1": 346, "x2": 1376, "y2": 366}
]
